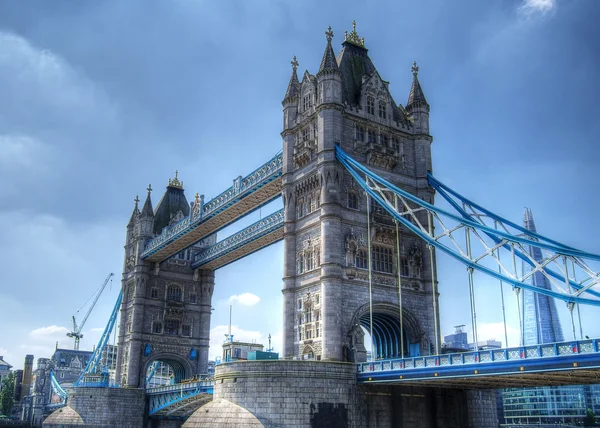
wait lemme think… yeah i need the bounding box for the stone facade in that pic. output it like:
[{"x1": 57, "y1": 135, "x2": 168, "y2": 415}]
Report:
[
  {"x1": 281, "y1": 24, "x2": 438, "y2": 362},
  {"x1": 115, "y1": 181, "x2": 216, "y2": 388}
]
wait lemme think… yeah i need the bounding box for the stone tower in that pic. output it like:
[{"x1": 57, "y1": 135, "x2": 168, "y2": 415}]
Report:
[
  {"x1": 281, "y1": 23, "x2": 439, "y2": 361},
  {"x1": 115, "y1": 175, "x2": 216, "y2": 387}
]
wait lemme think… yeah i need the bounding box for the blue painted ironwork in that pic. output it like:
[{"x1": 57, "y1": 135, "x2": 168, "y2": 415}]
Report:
[
  {"x1": 146, "y1": 361, "x2": 160, "y2": 385},
  {"x1": 142, "y1": 152, "x2": 283, "y2": 260},
  {"x1": 357, "y1": 338, "x2": 600, "y2": 384},
  {"x1": 192, "y1": 209, "x2": 284, "y2": 269},
  {"x1": 147, "y1": 380, "x2": 213, "y2": 417},
  {"x1": 74, "y1": 291, "x2": 122, "y2": 387},
  {"x1": 49, "y1": 370, "x2": 68, "y2": 407},
  {"x1": 335, "y1": 145, "x2": 600, "y2": 307}
]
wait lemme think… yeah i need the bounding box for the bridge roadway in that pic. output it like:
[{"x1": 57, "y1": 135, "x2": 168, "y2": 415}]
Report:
[
  {"x1": 357, "y1": 338, "x2": 600, "y2": 389},
  {"x1": 142, "y1": 152, "x2": 283, "y2": 263},
  {"x1": 146, "y1": 380, "x2": 213, "y2": 419}
]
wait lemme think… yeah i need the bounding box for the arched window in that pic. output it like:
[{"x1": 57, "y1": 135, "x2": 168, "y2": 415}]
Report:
[
  {"x1": 366, "y1": 97, "x2": 375, "y2": 115},
  {"x1": 167, "y1": 285, "x2": 182, "y2": 302},
  {"x1": 373, "y1": 246, "x2": 393, "y2": 273},
  {"x1": 378, "y1": 101, "x2": 387, "y2": 119},
  {"x1": 355, "y1": 249, "x2": 368, "y2": 269},
  {"x1": 348, "y1": 192, "x2": 358, "y2": 210}
]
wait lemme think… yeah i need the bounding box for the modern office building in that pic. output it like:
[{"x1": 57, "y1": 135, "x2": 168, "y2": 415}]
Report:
[{"x1": 500, "y1": 209, "x2": 599, "y2": 427}]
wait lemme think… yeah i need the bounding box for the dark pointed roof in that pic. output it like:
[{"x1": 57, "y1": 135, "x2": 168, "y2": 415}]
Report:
[
  {"x1": 336, "y1": 41, "x2": 375, "y2": 105},
  {"x1": 317, "y1": 26, "x2": 340, "y2": 77},
  {"x1": 153, "y1": 173, "x2": 190, "y2": 235},
  {"x1": 406, "y1": 62, "x2": 428, "y2": 109},
  {"x1": 127, "y1": 195, "x2": 140, "y2": 227},
  {"x1": 283, "y1": 56, "x2": 300, "y2": 101},
  {"x1": 141, "y1": 185, "x2": 154, "y2": 218}
]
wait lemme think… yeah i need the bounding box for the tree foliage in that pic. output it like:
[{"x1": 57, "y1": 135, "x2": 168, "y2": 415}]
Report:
[
  {"x1": 584, "y1": 408, "x2": 598, "y2": 427},
  {"x1": 0, "y1": 372, "x2": 15, "y2": 416}
]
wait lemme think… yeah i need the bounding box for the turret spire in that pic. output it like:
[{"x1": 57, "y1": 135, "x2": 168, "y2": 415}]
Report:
[
  {"x1": 407, "y1": 61, "x2": 429, "y2": 109},
  {"x1": 141, "y1": 184, "x2": 154, "y2": 217},
  {"x1": 128, "y1": 195, "x2": 140, "y2": 227},
  {"x1": 283, "y1": 56, "x2": 300, "y2": 101},
  {"x1": 317, "y1": 26, "x2": 339, "y2": 76}
]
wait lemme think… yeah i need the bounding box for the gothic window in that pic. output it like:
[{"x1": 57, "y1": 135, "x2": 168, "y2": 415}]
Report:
[
  {"x1": 302, "y1": 128, "x2": 310, "y2": 141},
  {"x1": 189, "y1": 293, "x2": 197, "y2": 304},
  {"x1": 400, "y1": 257, "x2": 410, "y2": 277},
  {"x1": 297, "y1": 198, "x2": 305, "y2": 219},
  {"x1": 370, "y1": 198, "x2": 386, "y2": 215},
  {"x1": 379, "y1": 101, "x2": 387, "y2": 119},
  {"x1": 306, "y1": 327, "x2": 313, "y2": 340},
  {"x1": 182, "y1": 325, "x2": 191, "y2": 337},
  {"x1": 127, "y1": 314, "x2": 132, "y2": 333},
  {"x1": 298, "y1": 326, "x2": 303, "y2": 341},
  {"x1": 355, "y1": 249, "x2": 368, "y2": 269},
  {"x1": 373, "y1": 246, "x2": 393, "y2": 273},
  {"x1": 367, "y1": 97, "x2": 375, "y2": 115},
  {"x1": 305, "y1": 250, "x2": 315, "y2": 271},
  {"x1": 127, "y1": 284, "x2": 134, "y2": 300},
  {"x1": 379, "y1": 134, "x2": 389, "y2": 147},
  {"x1": 392, "y1": 137, "x2": 401, "y2": 152},
  {"x1": 298, "y1": 299, "x2": 303, "y2": 310},
  {"x1": 315, "y1": 310, "x2": 321, "y2": 321},
  {"x1": 348, "y1": 191, "x2": 358, "y2": 210},
  {"x1": 152, "y1": 321, "x2": 162, "y2": 334},
  {"x1": 167, "y1": 284, "x2": 182, "y2": 302},
  {"x1": 316, "y1": 322, "x2": 320, "y2": 337},
  {"x1": 297, "y1": 253, "x2": 305, "y2": 274},
  {"x1": 165, "y1": 319, "x2": 180, "y2": 336},
  {"x1": 150, "y1": 288, "x2": 159, "y2": 299},
  {"x1": 305, "y1": 310, "x2": 312, "y2": 323},
  {"x1": 368, "y1": 129, "x2": 376, "y2": 144},
  {"x1": 355, "y1": 125, "x2": 364, "y2": 141},
  {"x1": 315, "y1": 294, "x2": 320, "y2": 305}
]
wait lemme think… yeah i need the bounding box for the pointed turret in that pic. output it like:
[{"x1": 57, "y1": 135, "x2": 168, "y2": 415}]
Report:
[
  {"x1": 127, "y1": 195, "x2": 140, "y2": 228},
  {"x1": 406, "y1": 61, "x2": 429, "y2": 111},
  {"x1": 283, "y1": 56, "x2": 300, "y2": 102},
  {"x1": 153, "y1": 171, "x2": 190, "y2": 235},
  {"x1": 317, "y1": 26, "x2": 340, "y2": 77},
  {"x1": 141, "y1": 184, "x2": 154, "y2": 218}
]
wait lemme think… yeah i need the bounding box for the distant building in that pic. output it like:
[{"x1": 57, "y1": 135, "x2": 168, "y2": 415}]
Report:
[
  {"x1": 222, "y1": 335, "x2": 264, "y2": 362},
  {"x1": 443, "y1": 325, "x2": 468, "y2": 350},
  {"x1": 468, "y1": 339, "x2": 501, "y2": 351},
  {"x1": 0, "y1": 355, "x2": 12, "y2": 391},
  {"x1": 499, "y1": 209, "x2": 600, "y2": 426}
]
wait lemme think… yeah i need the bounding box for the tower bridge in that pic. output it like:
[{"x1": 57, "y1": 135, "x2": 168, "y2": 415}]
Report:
[{"x1": 44, "y1": 22, "x2": 600, "y2": 428}]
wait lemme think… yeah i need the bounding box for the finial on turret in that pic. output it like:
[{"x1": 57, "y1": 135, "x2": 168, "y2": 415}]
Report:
[
  {"x1": 147, "y1": 184, "x2": 152, "y2": 195},
  {"x1": 134, "y1": 195, "x2": 140, "y2": 207},
  {"x1": 195, "y1": 192, "x2": 200, "y2": 203},
  {"x1": 325, "y1": 26, "x2": 334, "y2": 42},
  {"x1": 412, "y1": 61, "x2": 419, "y2": 77},
  {"x1": 168, "y1": 170, "x2": 183, "y2": 189},
  {"x1": 291, "y1": 55, "x2": 299, "y2": 72},
  {"x1": 344, "y1": 20, "x2": 365, "y2": 47}
]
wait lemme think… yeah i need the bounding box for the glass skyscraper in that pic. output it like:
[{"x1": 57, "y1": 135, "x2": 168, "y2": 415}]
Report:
[{"x1": 500, "y1": 209, "x2": 599, "y2": 427}]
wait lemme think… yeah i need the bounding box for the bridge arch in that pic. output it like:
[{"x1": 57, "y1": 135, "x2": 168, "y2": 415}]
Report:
[
  {"x1": 348, "y1": 303, "x2": 425, "y2": 361},
  {"x1": 142, "y1": 352, "x2": 193, "y2": 388}
]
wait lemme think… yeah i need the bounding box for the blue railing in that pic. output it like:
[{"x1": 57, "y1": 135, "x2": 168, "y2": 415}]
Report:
[
  {"x1": 142, "y1": 152, "x2": 282, "y2": 259},
  {"x1": 191, "y1": 209, "x2": 284, "y2": 269},
  {"x1": 357, "y1": 338, "x2": 600, "y2": 375},
  {"x1": 147, "y1": 380, "x2": 214, "y2": 417}
]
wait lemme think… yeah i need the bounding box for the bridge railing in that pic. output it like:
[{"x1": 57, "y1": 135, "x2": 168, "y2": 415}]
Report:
[
  {"x1": 192, "y1": 209, "x2": 284, "y2": 268},
  {"x1": 357, "y1": 338, "x2": 600, "y2": 373},
  {"x1": 142, "y1": 152, "x2": 282, "y2": 259},
  {"x1": 146, "y1": 380, "x2": 214, "y2": 395}
]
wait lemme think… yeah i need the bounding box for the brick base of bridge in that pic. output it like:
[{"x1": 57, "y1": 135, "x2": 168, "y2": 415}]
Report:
[{"x1": 183, "y1": 360, "x2": 498, "y2": 428}]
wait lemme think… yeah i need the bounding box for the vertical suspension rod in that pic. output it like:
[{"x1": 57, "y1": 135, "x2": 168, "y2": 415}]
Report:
[
  {"x1": 366, "y1": 192, "x2": 375, "y2": 361},
  {"x1": 494, "y1": 221, "x2": 509, "y2": 348},
  {"x1": 465, "y1": 226, "x2": 478, "y2": 351},
  {"x1": 564, "y1": 256, "x2": 577, "y2": 340},
  {"x1": 511, "y1": 243, "x2": 523, "y2": 346},
  {"x1": 572, "y1": 259, "x2": 584, "y2": 340},
  {"x1": 428, "y1": 211, "x2": 439, "y2": 355},
  {"x1": 395, "y1": 195, "x2": 404, "y2": 358}
]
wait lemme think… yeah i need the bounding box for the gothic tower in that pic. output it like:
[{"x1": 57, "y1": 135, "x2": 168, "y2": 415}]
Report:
[
  {"x1": 281, "y1": 23, "x2": 439, "y2": 361},
  {"x1": 115, "y1": 175, "x2": 216, "y2": 388}
]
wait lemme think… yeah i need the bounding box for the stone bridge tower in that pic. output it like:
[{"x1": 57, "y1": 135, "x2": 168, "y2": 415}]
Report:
[
  {"x1": 115, "y1": 176, "x2": 216, "y2": 388},
  {"x1": 281, "y1": 23, "x2": 439, "y2": 361}
]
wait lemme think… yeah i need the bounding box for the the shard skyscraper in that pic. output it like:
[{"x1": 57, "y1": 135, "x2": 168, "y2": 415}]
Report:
[{"x1": 521, "y1": 208, "x2": 564, "y2": 345}]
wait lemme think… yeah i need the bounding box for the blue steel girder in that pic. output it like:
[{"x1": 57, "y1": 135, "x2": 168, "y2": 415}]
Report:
[
  {"x1": 142, "y1": 153, "x2": 283, "y2": 263},
  {"x1": 191, "y1": 209, "x2": 284, "y2": 270},
  {"x1": 357, "y1": 338, "x2": 600, "y2": 389},
  {"x1": 147, "y1": 381, "x2": 213, "y2": 418},
  {"x1": 335, "y1": 145, "x2": 600, "y2": 307}
]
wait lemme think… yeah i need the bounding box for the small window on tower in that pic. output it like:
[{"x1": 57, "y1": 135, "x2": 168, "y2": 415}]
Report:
[
  {"x1": 379, "y1": 101, "x2": 387, "y2": 119},
  {"x1": 367, "y1": 97, "x2": 375, "y2": 115},
  {"x1": 355, "y1": 249, "x2": 368, "y2": 269},
  {"x1": 190, "y1": 293, "x2": 197, "y2": 304},
  {"x1": 150, "y1": 288, "x2": 159, "y2": 299},
  {"x1": 152, "y1": 322, "x2": 162, "y2": 334},
  {"x1": 348, "y1": 192, "x2": 358, "y2": 210},
  {"x1": 355, "y1": 125, "x2": 364, "y2": 141},
  {"x1": 368, "y1": 130, "x2": 376, "y2": 145},
  {"x1": 379, "y1": 134, "x2": 389, "y2": 147},
  {"x1": 182, "y1": 325, "x2": 191, "y2": 337}
]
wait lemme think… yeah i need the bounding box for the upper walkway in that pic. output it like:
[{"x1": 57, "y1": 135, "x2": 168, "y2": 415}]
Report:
[
  {"x1": 357, "y1": 337, "x2": 600, "y2": 389},
  {"x1": 146, "y1": 380, "x2": 213, "y2": 419},
  {"x1": 142, "y1": 152, "x2": 283, "y2": 263}
]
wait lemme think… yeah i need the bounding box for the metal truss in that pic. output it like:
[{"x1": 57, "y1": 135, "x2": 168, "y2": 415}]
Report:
[
  {"x1": 74, "y1": 291, "x2": 122, "y2": 387},
  {"x1": 142, "y1": 152, "x2": 283, "y2": 262},
  {"x1": 147, "y1": 381, "x2": 213, "y2": 418},
  {"x1": 336, "y1": 146, "x2": 600, "y2": 307},
  {"x1": 357, "y1": 337, "x2": 600, "y2": 389},
  {"x1": 192, "y1": 209, "x2": 284, "y2": 270},
  {"x1": 49, "y1": 370, "x2": 68, "y2": 402}
]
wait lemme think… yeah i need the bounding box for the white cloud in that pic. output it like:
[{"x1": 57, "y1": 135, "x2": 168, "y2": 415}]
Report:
[
  {"x1": 519, "y1": 0, "x2": 556, "y2": 16},
  {"x1": 208, "y1": 324, "x2": 281, "y2": 360},
  {"x1": 29, "y1": 325, "x2": 69, "y2": 339},
  {"x1": 228, "y1": 292, "x2": 261, "y2": 306}
]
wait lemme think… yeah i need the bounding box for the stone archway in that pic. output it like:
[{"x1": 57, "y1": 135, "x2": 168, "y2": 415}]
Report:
[
  {"x1": 142, "y1": 352, "x2": 193, "y2": 388},
  {"x1": 348, "y1": 303, "x2": 425, "y2": 361}
]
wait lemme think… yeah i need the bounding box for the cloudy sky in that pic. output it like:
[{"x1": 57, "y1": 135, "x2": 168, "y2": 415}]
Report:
[{"x1": 1, "y1": 0, "x2": 599, "y2": 369}]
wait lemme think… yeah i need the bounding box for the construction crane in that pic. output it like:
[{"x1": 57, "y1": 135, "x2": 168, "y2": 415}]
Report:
[{"x1": 67, "y1": 273, "x2": 114, "y2": 350}]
